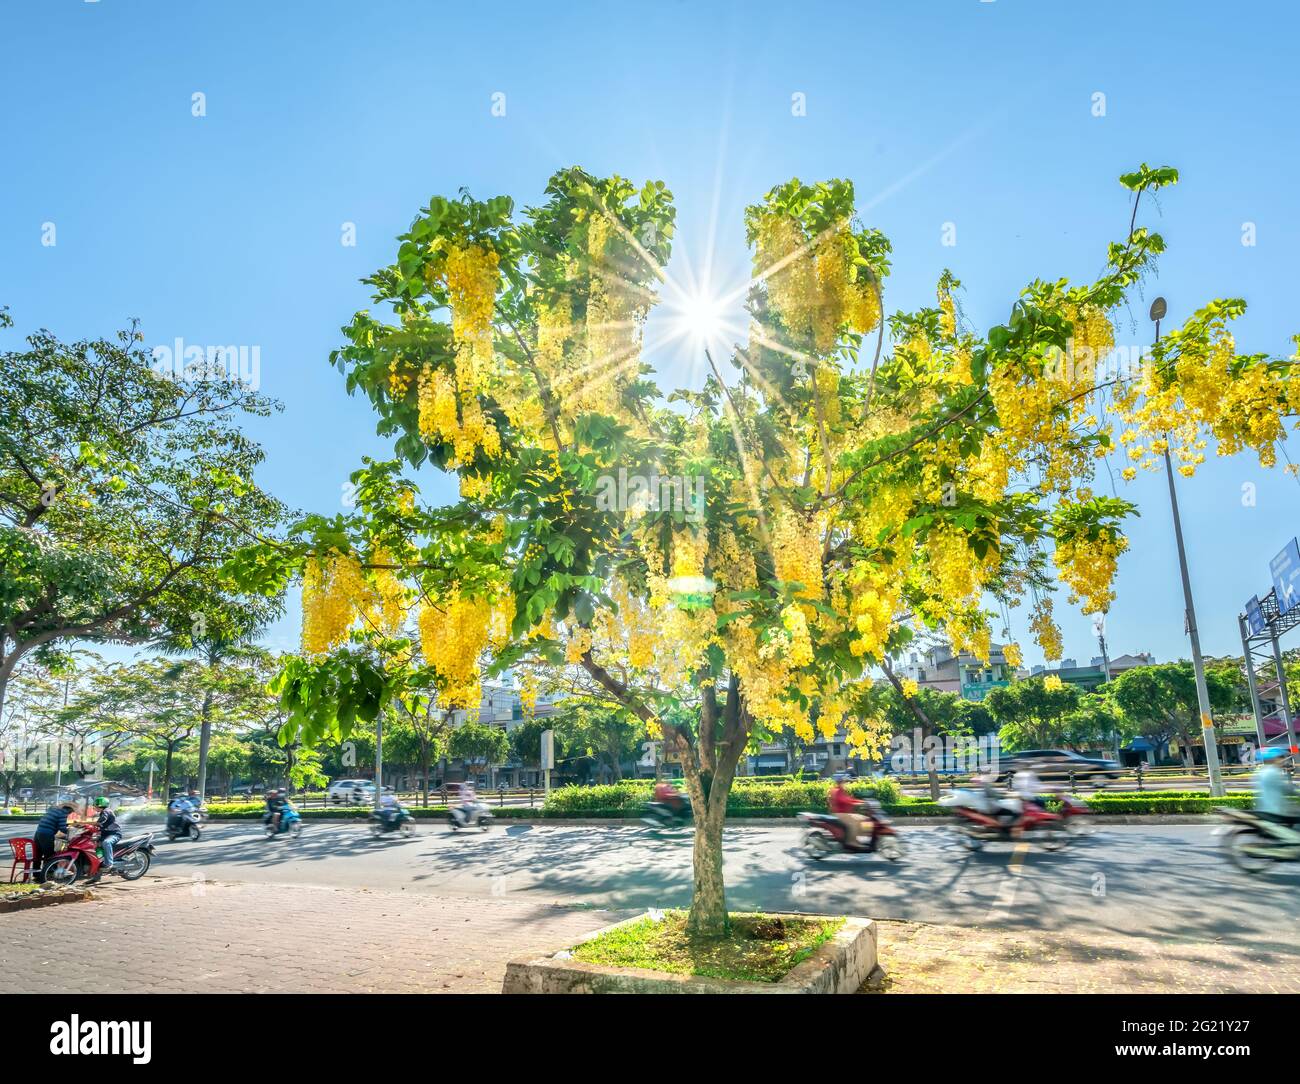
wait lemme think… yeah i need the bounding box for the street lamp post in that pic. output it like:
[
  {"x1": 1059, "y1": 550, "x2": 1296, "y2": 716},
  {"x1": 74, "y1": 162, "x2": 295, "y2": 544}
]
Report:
[{"x1": 1151, "y1": 298, "x2": 1225, "y2": 797}]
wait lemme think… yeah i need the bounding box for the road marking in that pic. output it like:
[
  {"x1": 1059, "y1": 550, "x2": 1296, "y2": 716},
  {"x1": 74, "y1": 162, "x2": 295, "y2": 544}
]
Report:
[{"x1": 983, "y1": 841, "x2": 1029, "y2": 922}]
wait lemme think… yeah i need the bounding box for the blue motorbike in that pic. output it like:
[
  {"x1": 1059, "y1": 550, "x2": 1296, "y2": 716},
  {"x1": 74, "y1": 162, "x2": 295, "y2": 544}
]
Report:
[{"x1": 263, "y1": 804, "x2": 303, "y2": 840}]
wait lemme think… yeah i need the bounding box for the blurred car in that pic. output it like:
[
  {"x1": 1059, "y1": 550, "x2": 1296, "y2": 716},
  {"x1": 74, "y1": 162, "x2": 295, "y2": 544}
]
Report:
[
  {"x1": 997, "y1": 749, "x2": 1122, "y2": 782},
  {"x1": 327, "y1": 779, "x2": 394, "y2": 804}
]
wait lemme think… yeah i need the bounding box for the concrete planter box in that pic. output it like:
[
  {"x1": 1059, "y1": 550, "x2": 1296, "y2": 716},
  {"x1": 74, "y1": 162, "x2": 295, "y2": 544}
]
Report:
[{"x1": 503, "y1": 912, "x2": 877, "y2": 994}]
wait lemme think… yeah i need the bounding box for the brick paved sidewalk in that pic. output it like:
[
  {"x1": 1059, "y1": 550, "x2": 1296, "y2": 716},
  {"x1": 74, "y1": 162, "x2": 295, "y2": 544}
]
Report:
[
  {"x1": 870, "y1": 918, "x2": 1300, "y2": 993},
  {"x1": 0, "y1": 878, "x2": 627, "y2": 993}
]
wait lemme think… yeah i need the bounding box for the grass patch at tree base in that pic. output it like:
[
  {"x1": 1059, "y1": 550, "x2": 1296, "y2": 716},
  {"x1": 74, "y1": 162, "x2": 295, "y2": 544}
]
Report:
[
  {"x1": 0, "y1": 883, "x2": 43, "y2": 897},
  {"x1": 572, "y1": 910, "x2": 844, "y2": 983}
]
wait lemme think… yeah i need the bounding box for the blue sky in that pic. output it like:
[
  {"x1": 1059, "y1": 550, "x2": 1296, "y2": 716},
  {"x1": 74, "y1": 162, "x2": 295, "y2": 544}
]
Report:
[{"x1": 4, "y1": 0, "x2": 1300, "y2": 668}]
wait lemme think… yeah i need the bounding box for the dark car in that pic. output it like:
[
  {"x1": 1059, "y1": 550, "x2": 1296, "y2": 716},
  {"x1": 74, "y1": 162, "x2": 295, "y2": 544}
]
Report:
[{"x1": 998, "y1": 748, "x2": 1122, "y2": 782}]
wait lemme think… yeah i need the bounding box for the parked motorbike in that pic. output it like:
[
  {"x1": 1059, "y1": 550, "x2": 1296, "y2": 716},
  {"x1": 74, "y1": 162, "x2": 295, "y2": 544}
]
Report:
[
  {"x1": 799, "y1": 800, "x2": 903, "y2": 861},
  {"x1": 166, "y1": 807, "x2": 205, "y2": 842},
  {"x1": 939, "y1": 787, "x2": 1067, "y2": 850},
  {"x1": 1218, "y1": 806, "x2": 1300, "y2": 872},
  {"x1": 42, "y1": 828, "x2": 155, "y2": 886},
  {"x1": 263, "y1": 804, "x2": 303, "y2": 840},
  {"x1": 641, "y1": 800, "x2": 691, "y2": 830},
  {"x1": 448, "y1": 802, "x2": 493, "y2": 831},
  {"x1": 369, "y1": 805, "x2": 415, "y2": 837}
]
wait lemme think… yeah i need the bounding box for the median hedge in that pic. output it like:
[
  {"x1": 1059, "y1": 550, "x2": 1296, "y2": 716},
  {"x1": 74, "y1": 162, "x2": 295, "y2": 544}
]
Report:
[{"x1": 540, "y1": 778, "x2": 903, "y2": 818}]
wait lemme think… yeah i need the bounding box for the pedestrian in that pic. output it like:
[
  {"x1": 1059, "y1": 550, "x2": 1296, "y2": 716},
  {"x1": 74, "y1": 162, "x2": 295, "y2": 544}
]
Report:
[{"x1": 31, "y1": 799, "x2": 77, "y2": 884}]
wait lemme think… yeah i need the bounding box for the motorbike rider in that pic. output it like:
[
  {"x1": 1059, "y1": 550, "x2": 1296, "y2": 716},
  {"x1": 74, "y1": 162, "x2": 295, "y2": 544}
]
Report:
[
  {"x1": 264, "y1": 788, "x2": 286, "y2": 833},
  {"x1": 31, "y1": 798, "x2": 78, "y2": 884},
  {"x1": 1011, "y1": 762, "x2": 1046, "y2": 812},
  {"x1": 1256, "y1": 747, "x2": 1299, "y2": 823},
  {"x1": 378, "y1": 790, "x2": 402, "y2": 828},
  {"x1": 652, "y1": 779, "x2": 686, "y2": 815},
  {"x1": 88, "y1": 796, "x2": 122, "y2": 871},
  {"x1": 456, "y1": 780, "x2": 481, "y2": 825},
  {"x1": 828, "y1": 774, "x2": 868, "y2": 847},
  {"x1": 167, "y1": 791, "x2": 194, "y2": 834}
]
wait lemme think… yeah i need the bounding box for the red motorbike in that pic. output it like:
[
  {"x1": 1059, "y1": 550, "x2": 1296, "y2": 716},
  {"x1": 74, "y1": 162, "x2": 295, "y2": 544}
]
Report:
[
  {"x1": 939, "y1": 788, "x2": 1068, "y2": 850},
  {"x1": 42, "y1": 826, "x2": 156, "y2": 886},
  {"x1": 1056, "y1": 793, "x2": 1094, "y2": 836},
  {"x1": 799, "y1": 800, "x2": 904, "y2": 861}
]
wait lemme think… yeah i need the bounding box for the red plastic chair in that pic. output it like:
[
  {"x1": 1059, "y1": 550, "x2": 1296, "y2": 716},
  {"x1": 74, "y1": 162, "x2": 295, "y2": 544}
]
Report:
[{"x1": 8, "y1": 837, "x2": 35, "y2": 883}]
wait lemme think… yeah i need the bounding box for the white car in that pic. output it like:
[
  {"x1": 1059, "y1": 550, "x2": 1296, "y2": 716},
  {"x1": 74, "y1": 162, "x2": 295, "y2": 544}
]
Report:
[
  {"x1": 328, "y1": 780, "x2": 375, "y2": 804},
  {"x1": 327, "y1": 780, "x2": 393, "y2": 804}
]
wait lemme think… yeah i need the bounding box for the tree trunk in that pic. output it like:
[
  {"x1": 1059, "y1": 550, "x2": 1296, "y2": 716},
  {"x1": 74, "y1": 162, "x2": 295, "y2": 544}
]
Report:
[
  {"x1": 196, "y1": 668, "x2": 216, "y2": 802},
  {"x1": 687, "y1": 804, "x2": 729, "y2": 936},
  {"x1": 162, "y1": 745, "x2": 175, "y2": 803}
]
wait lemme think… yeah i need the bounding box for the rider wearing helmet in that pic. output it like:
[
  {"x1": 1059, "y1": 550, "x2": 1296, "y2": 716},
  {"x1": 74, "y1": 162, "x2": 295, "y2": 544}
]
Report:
[
  {"x1": 91, "y1": 796, "x2": 122, "y2": 870},
  {"x1": 264, "y1": 788, "x2": 286, "y2": 832},
  {"x1": 1255, "y1": 747, "x2": 1298, "y2": 822},
  {"x1": 828, "y1": 773, "x2": 867, "y2": 847}
]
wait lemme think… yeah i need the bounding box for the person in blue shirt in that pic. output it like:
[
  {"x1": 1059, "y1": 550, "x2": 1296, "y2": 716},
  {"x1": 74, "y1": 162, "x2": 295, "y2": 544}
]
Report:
[
  {"x1": 1255, "y1": 747, "x2": 1298, "y2": 821},
  {"x1": 32, "y1": 799, "x2": 77, "y2": 883}
]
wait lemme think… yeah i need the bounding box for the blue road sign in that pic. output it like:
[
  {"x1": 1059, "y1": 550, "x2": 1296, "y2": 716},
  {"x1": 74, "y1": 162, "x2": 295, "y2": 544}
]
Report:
[
  {"x1": 1270, "y1": 539, "x2": 1300, "y2": 616},
  {"x1": 1245, "y1": 595, "x2": 1267, "y2": 636}
]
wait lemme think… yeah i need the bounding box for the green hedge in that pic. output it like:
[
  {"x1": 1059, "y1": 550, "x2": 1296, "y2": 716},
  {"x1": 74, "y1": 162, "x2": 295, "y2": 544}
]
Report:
[{"x1": 541, "y1": 778, "x2": 902, "y2": 817}]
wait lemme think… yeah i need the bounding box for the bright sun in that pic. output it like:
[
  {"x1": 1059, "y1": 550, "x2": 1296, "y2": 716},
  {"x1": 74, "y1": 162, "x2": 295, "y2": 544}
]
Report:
[{"x1": 678, "y1": 292, "x2": 728, "y2": 342}]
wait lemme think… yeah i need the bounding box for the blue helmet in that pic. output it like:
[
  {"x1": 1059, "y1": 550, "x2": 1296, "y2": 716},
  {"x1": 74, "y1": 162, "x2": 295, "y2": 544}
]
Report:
[{"x1": 1258, "y1": 747, "x2": 1288, "y2": 762}]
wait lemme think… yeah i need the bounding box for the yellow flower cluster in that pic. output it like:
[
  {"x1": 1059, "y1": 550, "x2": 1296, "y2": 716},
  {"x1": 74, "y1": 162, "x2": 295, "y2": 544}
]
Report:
[
  {"x1": 418, "y1": 589, "x2": 495, "y2": 708},
  {"x1": 845, "y1": 558, "x2": 901, "y2": 660},
  {"x1": 1043, "y1": 674, "x2": 1064, "y2": 691},
  {"x1": 366, "y1": 548, "x2": 408, "y2": 635},
  {"x1": 444, "y1": 242, "x2": 499, "y2": 386},
  {"x1": 938, "y1": 290, "x2": 957, "y2": 338},
  {"x1": 417, "y1": 366, "x2": 501, "y2": 463},
  {"x1": 519, "y1": 670, "x2": 538, "y2": 717},
  {"x1": 900, "y1": 677, "x2": 920, "y2": 699},
  {"x1": 1054, "y1": 529, "x2": 1128, "y2": 615},
  {"x1": 1002, "y1": 642, "x2": 1022, "y2": 670},
  {"x1": 754, "y1": 215, "x2": 879, "y2": 352},
  {"x1": 1029, "y1": 597, "x2": 1063, "y2": 662},
  {"x1": 300, "y1": 551, "x2": 370, "y2": 656},
  {"x1": 772, "y1": 510, "x2": 824, "y2": 599},
  {"x1": 389, "y1": 353, "x2": 415, "y2": 399}
]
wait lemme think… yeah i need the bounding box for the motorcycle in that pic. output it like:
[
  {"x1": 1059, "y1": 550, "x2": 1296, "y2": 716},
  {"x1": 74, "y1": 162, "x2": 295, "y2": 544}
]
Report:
[
  {"x1": 799, "y1": 800, "x2": 903, "y2": 861},
  {"x1": 641, "y1": 799, "x2": 691, "y2": 830},
  {"x1": 42, "y1": 827, "x2": 155, "y2": 887},
  {"x1": 448, "y1": 802, "x2": 493, "y2": 831},
  {"x1": 263, "y1": 804, "x2": 303, "y2": 840},
  {"x1": 1055, "y1": 793, "x2": 1094, "y2": 836},
  {"x1": 369, "y1": 805, "x2": 415, "y2": 837},
  {"x1": 1218, "y1": 806, "x2": 1300, "y2": 872},
  {"x1": 166, "y1": 806, "x2": 205, "y2": 842},
  {"x1": 939, "y1": 787, "x2": 1067, "y2": 850}
]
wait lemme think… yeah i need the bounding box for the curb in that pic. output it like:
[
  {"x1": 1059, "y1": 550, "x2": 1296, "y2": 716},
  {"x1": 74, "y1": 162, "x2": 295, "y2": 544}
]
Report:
[{"x1": 0, "y1": 887, "x2": 93, "y2": 913}]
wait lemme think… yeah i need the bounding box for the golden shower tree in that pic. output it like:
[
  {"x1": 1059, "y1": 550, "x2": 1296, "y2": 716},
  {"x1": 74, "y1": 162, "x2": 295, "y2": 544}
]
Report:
[{"x1": 231, "y1": 163, "x2": 1300, "y2": 935}]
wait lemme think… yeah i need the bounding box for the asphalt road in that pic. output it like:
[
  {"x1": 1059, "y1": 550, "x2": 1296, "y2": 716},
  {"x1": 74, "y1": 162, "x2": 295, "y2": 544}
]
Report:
[{"x1": 12, "y1": 817, "x2": 1296, "y2": 956}]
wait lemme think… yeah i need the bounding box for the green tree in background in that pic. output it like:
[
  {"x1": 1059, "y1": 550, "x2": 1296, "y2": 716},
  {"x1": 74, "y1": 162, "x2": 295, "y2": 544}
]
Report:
[{"x1": 0, "y1": 310, "x2": 285, "y2": 725}]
